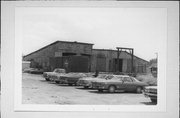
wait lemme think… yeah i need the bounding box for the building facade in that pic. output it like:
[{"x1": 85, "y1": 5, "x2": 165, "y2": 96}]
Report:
[
  {"x1": 23, "y1": 41, "x2": 93, "y2": 72},
  {"x1": 23, "y1": 41, "x2": 149, "y2": 73},
  {"x1": 91, "y1": 49, "x2": 148, "y2": 73}
]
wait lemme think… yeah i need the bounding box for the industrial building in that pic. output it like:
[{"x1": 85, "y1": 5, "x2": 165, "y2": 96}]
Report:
[
  {"x1": 91, "y1": 49, "x2": 148, "y2": 73},
  {"x1": 23, "y1": 40, "x2": 149, "y2": 73}
]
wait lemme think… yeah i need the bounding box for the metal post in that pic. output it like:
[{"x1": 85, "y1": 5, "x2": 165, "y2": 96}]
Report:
[
  {"x1": 116, "y1": 47, "x2": 134, "y2": 74},
  {"x1": 117, "y1": 48, "x2": 120, "y2": 72},
  {"x1": 131, "y1": 49, "x2": 134, "y2": 73}
]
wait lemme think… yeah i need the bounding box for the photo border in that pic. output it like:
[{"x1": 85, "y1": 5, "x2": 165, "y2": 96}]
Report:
[{"x1": 1, "y1": 1, "x2": 179, "y2": 118}]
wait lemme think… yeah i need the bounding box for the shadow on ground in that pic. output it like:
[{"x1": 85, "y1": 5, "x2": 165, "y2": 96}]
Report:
[{"x1": 140, "y1": 102, "x2": 157, "y2": 105}]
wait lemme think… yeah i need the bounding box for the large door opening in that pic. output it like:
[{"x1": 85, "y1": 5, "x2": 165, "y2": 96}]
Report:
[
  {"x1": 114, "y1": 59, "x2": 123, "y2": 72},
  {"x1": 49, "y1": 56, "x2": 89, "y2": 72}
]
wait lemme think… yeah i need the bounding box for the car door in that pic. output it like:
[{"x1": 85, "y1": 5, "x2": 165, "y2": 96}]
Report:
[
  {"x1": 113, "y1": 76, "x2": 124, "y2": 90},
  {"x1": 122, "y1": 77, "x2": 136, "y2": 91}
]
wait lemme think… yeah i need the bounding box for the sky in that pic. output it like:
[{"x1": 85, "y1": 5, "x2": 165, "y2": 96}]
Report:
[{"x1": 19, "y1": 7, "x2": 167, "y2": 61}]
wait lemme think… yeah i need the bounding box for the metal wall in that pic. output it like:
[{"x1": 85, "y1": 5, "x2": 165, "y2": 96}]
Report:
[
  {"x1": 91, "y1": 49, "x2": 148, "y2": 73},
  {"x1": 23, "y1": 41, "x2": 93, "y2": 71},
  {"x1": 49, "y1": 56, "x2": 89, "y2": 72}
]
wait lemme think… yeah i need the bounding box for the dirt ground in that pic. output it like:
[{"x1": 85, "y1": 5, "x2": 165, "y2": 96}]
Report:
[{"x1": 22, "y1": 73, "x2": 154, "y2": 105}]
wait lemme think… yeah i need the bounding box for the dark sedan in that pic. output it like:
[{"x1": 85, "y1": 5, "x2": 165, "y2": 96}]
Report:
[
  {"x1": 92, "y1": 75, "x2": 148, "y2": 93},
  {"x1": 59, "y1": 73, "x2": 87, "y2": 86}
]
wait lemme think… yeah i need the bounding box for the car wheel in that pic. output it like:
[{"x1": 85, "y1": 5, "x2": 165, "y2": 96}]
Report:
[
  {"x1": 108, "y1": 85, "x2": 116, "y2": 93},
  {"x1": 55, "y1": 81, "x2": 60, "y2": 84},
  {"x1": 136, "y1": 87, "x2": 142, "y2": 93},
  {"x1": 151, "y1": 98, "x2": 157, "y2": 103},
  {"x1": 45, "y1": 78, "x2": 50, "y2": 81},
  {"x1": 84, "y1": 86, "x2": 89, "y2": 89}
]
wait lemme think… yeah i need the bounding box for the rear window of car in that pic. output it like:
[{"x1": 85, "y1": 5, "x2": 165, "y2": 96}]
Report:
[{"x1": 123, "y1": 77, "x2": 133, "y2": 82}]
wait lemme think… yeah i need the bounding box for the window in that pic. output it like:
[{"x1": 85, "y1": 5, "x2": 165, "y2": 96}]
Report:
[
  {"x1": 123, "y1": 77, "x2": 132, "y2": 82},
  {"x1": 105, "y1": 75, "x2": 114, "y2": 80}
]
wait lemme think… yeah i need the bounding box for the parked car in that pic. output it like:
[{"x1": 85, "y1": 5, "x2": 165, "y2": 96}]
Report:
[
  {"x1": 43, "y1": 68, "x2": 66, "y2": 81},
  {"x1": 77, "y1": 74, "x2": 114, "y2": 88},
  {"x1": 59, "y1": 73, "x2": 87, "y2": 86},
  {"x1": 92, "y1": 75, "x2": 148, "y2": 93},
  {"x1": 143, "y1": 86, "x2": 157, "y2": 103},
  {"x1": 23, "y1": 68, "x2": 36, "y2": 73},
  {"x1": 53, "y1": 72, "x2": 93, "y2": 84},
  {"x1": 23, "y1": 68, "x2": 44, "y2": 74}
]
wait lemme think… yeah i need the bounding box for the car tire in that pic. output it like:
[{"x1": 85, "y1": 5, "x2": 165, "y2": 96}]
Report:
[
  {"x1": 45, "y1": 78, "x2": 50, "y2": 81},
  {"x1": 108, "y1": 85, "x2": 116, "y2": 93},
  {"x1": 84, "y1": 86, "x2": 89, "y2": 89},
  {"x1": 55, "y1": 81, "x2": 60, "y2": 84},
  {"x1": 136, "y1": 87, "x2": 142, "y2": 93},
  {"x1": 150, "y1": 98, "x2": 157, "y2": 103}
]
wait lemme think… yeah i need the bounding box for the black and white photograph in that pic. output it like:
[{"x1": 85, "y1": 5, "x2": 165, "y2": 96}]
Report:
[
  {"x1": 20, "y1": 7, "x2": 162, "y2": 105},
  {"x1": 1, "y1": 1, "x2": 179, "y2": 118}
]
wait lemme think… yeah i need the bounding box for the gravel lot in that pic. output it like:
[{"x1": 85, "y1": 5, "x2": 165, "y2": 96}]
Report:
[{"x1": 22, "y1": 73, "x2": 154, "y2": 105}]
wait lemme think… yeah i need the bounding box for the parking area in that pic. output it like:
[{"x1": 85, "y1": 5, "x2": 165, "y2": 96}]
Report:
[{"x1": 22, "y1": 73, "x2": 154, "y2": 105}]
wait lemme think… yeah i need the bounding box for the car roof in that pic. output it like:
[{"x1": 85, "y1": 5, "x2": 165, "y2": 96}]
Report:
[{"x1": 113, "y1": 75, "x2": 130, "y2": 77}]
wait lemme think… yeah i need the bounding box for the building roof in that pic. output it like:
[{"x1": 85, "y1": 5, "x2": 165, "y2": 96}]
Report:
[
  {"x1": 23, "y1": 40, "x2": 149, "y2": 64},
  {"x1": 93, "y1": 48, "x2": 149, "y2": 63},
  {"x1": 24, "y1": 40, "x2": 94, "y2": 58}
]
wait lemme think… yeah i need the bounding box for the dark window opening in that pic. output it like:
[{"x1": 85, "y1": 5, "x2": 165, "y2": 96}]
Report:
[
  {"x1": 62, "y1": 52, "x2": 76, "y2": 56},
  {"x1": 114, "y1": 59, "x2": 123, "y2": 72}
]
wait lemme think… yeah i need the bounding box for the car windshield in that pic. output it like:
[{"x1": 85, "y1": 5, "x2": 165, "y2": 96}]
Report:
[
  {"x1": 104, "y1": 75, "x2": 114, "y2": 80},
  {"x1": 54, "y1": 69, "x2": 65, "y2": 73},
  {"x1": 97, "y1": 74, "x2": 108, "y2": 79},
  {"x1": 130, "y1": 77, "x2": 140, "y2": 82}
]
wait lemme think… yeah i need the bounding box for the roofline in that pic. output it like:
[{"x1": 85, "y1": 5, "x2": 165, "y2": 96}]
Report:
[
  {"x1": 93, "y1": 49, "x2": 149, "y2": 63},
  {"x1": 23, "y1": 41, "x2": 148, "y2": 63},
  {"x1": 123, "y1": 51, "x2": 149, "y2": 63},
  {"x1": 24, "y1": 40, "x2": 94, "y2": 58},
  {"x1": 93, "y1": 48, "x2": 117, "y2": 51}
]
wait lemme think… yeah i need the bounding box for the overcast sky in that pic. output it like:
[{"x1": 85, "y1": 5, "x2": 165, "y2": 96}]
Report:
[{"x1": 19, "y1": 7, "x2": 167, "y2": 61}]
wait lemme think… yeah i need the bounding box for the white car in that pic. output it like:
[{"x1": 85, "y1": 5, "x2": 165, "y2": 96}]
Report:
[{"x1": 43, "y1": 68, "x2": 66, "y2": 81}]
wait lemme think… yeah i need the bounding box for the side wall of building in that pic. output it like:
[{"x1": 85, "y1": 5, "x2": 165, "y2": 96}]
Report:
[
  {"x1": 23, "y1": 42, "x2": 93, "y2": 71},
  {"x1": 91, "y1": 50, "x2": 148, "y2": 73},
  {"x1": 23, "y1": 42, "x2": 148, "y2": 73}
]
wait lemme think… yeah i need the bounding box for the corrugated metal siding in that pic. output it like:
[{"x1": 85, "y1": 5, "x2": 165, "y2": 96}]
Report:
[
  {"x1": 96, "y1": 57, "x2": 106, "y2": 72},
  {"x1": 49, "y1": 56, "x2": 89, "y2": 72}
]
